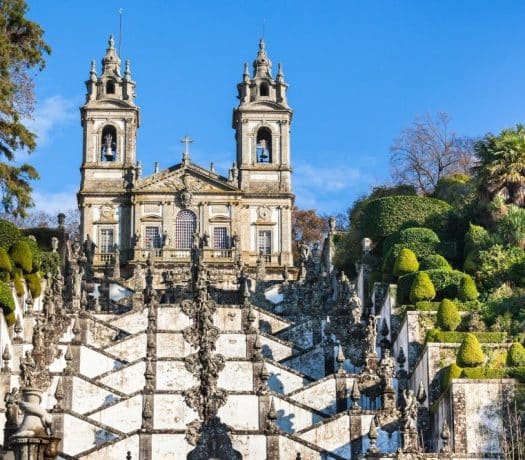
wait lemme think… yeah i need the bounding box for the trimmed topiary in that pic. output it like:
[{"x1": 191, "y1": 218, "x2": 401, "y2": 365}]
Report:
[
  {"x1": 0, "y1": 280, "x2": 15, "y2": 316},
  {"x1": 9, "y1": 240, "x2": 33, "y2": 273},
  {"x1": 13, "y1": 268, "x2": 24, "y2": 297},
  {"x1": 361, "y1": 196, "x2": 452, "y2": 240},
  {"x1": 0, "y1": 247, "x2": 12, "y2": 273},
  {"x1": 409, "y1": 272, "x2": 436, "y2": 303},
  {"x1": 25, "y1": 237, "x2": 42, "y2": 272},
  {"x1": 0, "y1": 219, "x2": 21, "y2": 251},
  {"x1": 437, "y1": 299, "x2": 461, "y2": 331},
  {"x1": 420, "y1": 254, "x2": 451, "y2": 271},
  {"x1": 442, "y1": 362, "x2": 462, "y2": 389},
  {"x1": 25, "y1": 272, "x2": 42, "y2": 298},
  {"x1": 393, "y1": 248, "x2": 419, "y2": 277},
  {"x1": 383, "y1": 227, "x2": 440, "y2": 256},
  {"x1": 464, "y1": 223, "x2": 492, "y2": 254},
  {"x1": 507, "y1": 342, "x2": 525, "y2": 367},
  {"x1": 4, "y1": 310, "x2": 15, "y2": 327},
  {"x1": 457, "y1": 333, "x2": 485, "y2": 368},
  {"x1": 458, "y1": 275, "x2": 478, "y2": 301}
]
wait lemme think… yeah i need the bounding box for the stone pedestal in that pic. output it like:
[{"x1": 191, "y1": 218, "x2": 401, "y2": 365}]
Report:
[{"x1": 10, "y1": 436, "x2": 49, "y2": 460}]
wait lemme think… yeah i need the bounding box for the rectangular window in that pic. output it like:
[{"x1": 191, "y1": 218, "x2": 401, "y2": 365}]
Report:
[
  {"x1": 145, "y1": 226, "x2": 161, "y2": 248},
  {"x1": 213, "y1": 227, "x2": 229, "y2": 249},
  {"x1": 258, "y1": 230, "x2": 272, "y2": 255},
  {"x1": 100, "y1": 228, "x2": 114, "y2": 253}
]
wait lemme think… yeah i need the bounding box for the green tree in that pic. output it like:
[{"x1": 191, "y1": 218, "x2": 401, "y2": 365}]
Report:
[
  {"x1": 409, "y1": 271, "x2": 436, "y2": 303},
  {"x1": 473, "y1": 124, "x2": 525, "y2": 207},
  {"x1": 457, "y1": 333, "x2": 485, "y2": 367},
  {"x1": 496, "y1": 205, "x2": 525, "y2": 249},
  {"x1": 0, "y1": 0, "x2": 51, "y2": 216},
  {"x1": 507, "y1": 342, "x2": 525, "y2": 367},
  {"x1": 458, "y1": 274, "x2": 479, "y2": 301},
  {"x1": 437, "y1": 299, "x2": 461, "y2": 331},
  {"x1": 393, "y1": 248, "x2": 419, "y2": 277}
]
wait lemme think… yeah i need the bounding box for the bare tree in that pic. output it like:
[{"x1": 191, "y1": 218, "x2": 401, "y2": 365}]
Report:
[
  {"x1": 499, "y1": 392, "x2": 525, "y2": 460},
  {"x1": 390, "y1": 112, "x2": 475, "y2": 195},
  {"x1": 0, "y1": 208, "x2": 80, "y2": 237}
]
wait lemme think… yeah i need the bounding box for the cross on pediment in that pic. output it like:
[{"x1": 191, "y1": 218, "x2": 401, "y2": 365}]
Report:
[{"x1": 181, "y1": 135, "x2": 194, "y2": 162}]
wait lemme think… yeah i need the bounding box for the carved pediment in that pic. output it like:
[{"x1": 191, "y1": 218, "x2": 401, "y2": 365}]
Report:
[{"x1": 134, "y1": 165, "x2": 238, "y2": 194}]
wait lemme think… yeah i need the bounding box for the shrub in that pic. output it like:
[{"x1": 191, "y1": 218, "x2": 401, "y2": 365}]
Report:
[
  {"x1": 361, "y1": 196, "x2": 452, "y2": 240},
  {"x1": 40, "y1": 252, "x2": 60, "y2": 276},
  {"x1": 420, "y1": 254, "x2": 451, "y2": 271},
  {"x1": 507, "y1": 342, "x2": 525, "y2": 367},
  {"x1": 477, "y1": 245, "x2": 525, "y2": 290},
  {"x1": 12, "y1": 268, "x2": 24, "y2": 297},
  {"x1": 460, "y1": 367, "x2": 506, "y2": 379},
  {"x1": 383, "y1": 227, "x2": 440, "y2": 256},
  {"x1": 25, "y1": 272, "x2": 42, "y2": 298},
  {"x1": 507, "y1": 366, "x2": 525, "y2": 383},
  {"x1": 457, "y1": 333, "x2": 485, "y2": 367},
  {"x1": 398, "y1": 269, "x2": 467, "y2": 304},
  {"x1": 9, "y1": 240, "x2": 33, "y2": 273},
  {"x1": 0, "y1": 220, "x2": 21, "y2": 251},
  {"x1": 393, "y1": 248, "x2": 419, "y2": 277},
  {"x1": 426, "y1": 329, "x2": 507, "y2": 343},
  {"x1": 458, "y1": 275, "x2": 478, "y2": 301},
  {"x1": 437, "y1": 299, "x2": 461, "y2": 331},
  {"x1": 442, "y1": 362, "x2": 462, "y2": 389},
  {"x1": 433, "y1": 174, "x2": 475, "y2": 208},
  {"x1": 25, "y1": 238, "x2": 42, "y2": 272},
  {"x1": 464, "y1": 223, "x2": 492, "y2": 254},
  {"x1": 0, "y1": 280, "x2": 15, "y2": 315},
  {"x1": 409, "y1": 272, "x2": 436, "y2": 303},
  {"x1": 4, "y1": 310, "x2": 15, "y2": 327},
  {"x1": 0, "y1": 247, "x2": 12, "y2": 273}
]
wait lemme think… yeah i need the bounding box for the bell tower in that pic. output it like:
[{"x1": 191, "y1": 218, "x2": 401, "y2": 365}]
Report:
[
  {"x1": 78, "y1": 35, "x2": 139, "y2": 246},
  {"x1": 233, "y1": 39, "x2": 292, "y2": 193}
]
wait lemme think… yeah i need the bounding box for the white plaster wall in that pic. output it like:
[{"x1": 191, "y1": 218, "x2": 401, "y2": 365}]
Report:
[
  {"x1": 88, "y1": 394, "x2": 143, "y2": 433},
  {"x1": 71, "y1": 377, "x2": 120, "y2": 414},
  {"x1": 78, "y1": 434, "x2": 139, "y2": 460},
  {"x1": 231, "y1": 434, "x2": 267, "y2": 459},
  {"x1": 273, "y1": 397, "x2": 320, "y2": 433},
  {"x1": 217, "y1": 394, "x2": 259, "y2": 430},
  {"x1": 98, "y1": 360, "x2": 145, "y2": 394},
  {"x1": 254, "y1": 308, "x2": 290, "y2": 334},
  {"x1": 79, "y1": 347, "x2": 124, "y2": 378},
  {"x1": 61, "y1": 414, "x2": 119, "y2": 456},
  {"x1": 105, "y1": 332, "x2": 146, "y2": 361},
  {"x1": 154, "y1": 394, "x2": 198, "y2": 429},
  {"x1": 156, "y1": 360, "x2": 197, "y2": 390},
  {"x1": 151, "y1": 434, "x2": 192, "y2": 458},
  {"x1": 215, "y1": 333, "x2": 247, "y2": 358},
  {"x1": 266, "y1": 362, "x2": 308, "y2": 394},
  {"x1": 289, "y1": 378, "x2": 337, "y2": 414},
  {"x1": 298, "y1": 413, "x2": 350, "y2": 453},
  {"x1": 218, "y1": 361, "x2": 254, "y2": 391},
  {"x1": 259, "y1": 335, "x2": 293, "y2": 361},
  {"x1": 157, "y1": 306, "x2": 191, "y2": 331},
  {"x1": 213, "y1": 307, "x2": 242, "y2": 331},
  {"x1": 156, "y1": 332, "x2": 195, "y2": 358},
  {"x1": 278, "y1": 436, "x2": 326, "y2": 460},
  {"x1": 110, "y1": 309, "x2": 148, "y2": 334}
]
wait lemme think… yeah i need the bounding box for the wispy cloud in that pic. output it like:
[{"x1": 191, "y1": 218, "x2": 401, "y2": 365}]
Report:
[
  {"x1": 25, "y1": 95, "x2": 76, "y2": 148},
  {"x1": 32, "y1": 187, "x2": 77, "y2": 214},
  {"x1": 293, "y1": 162, "x2": 371, "y2": 213}
]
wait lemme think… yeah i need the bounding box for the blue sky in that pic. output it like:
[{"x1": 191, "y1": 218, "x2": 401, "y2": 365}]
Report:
[{"x1": 23, "y1": 1, "x2": 525, "y2": 215}]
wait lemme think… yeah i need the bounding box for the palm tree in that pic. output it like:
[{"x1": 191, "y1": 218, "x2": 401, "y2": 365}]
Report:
[{"x1": 473, "y1": 124, "x2": 525, "y2": 207}]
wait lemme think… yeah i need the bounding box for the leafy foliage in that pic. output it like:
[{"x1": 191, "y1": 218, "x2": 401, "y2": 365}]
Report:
[
  {"x1": 25, "y1": 271, "x2": 41, "y2": 298},
  {"x1": 0, "y1": 279, "x2": 14, "y2": 315},
  {"x1": 507, "y1": 342, "x2": 525, "y2": 367},
  {"x1": 0, "y1": 0, "x2": 51, "y2": 216},
  {"x1": 9, "y1": 239, "x2": 32, "y2": 273},
  {"x1": 361, "y1": 196, "x2": 452, "y2": 241},
  {"x1": 0, "y1": 247, "x2": 12, "y2": 273},
  {"x1": 0, "y1": 219, "x2": 21, "y2": 250},
  {"x1": 13, "y1": 267, "x2": 24, "y2": 297},
  {"x1": 398, "y1": 269, "x2": 468, "y2": 304},
  {"x1": 457, "y1": 333, "x2": 485, "y2": 367},
  {"x1": 460, "y1": 367, "x2": 506, "y2": 379},
  {"x1": 409, "y1": 271, "x2": 436, "y2": 303},
  {"x1": 437, "y1": 299, "x2": 461, "y2": 331},
  {"x1": 433, "y1": 173, "x2": 475, "y2": 208},
  {"x1": 393, "y1": 248, "x2": 419, "y2": 277},
  {"x1": 420, "y1": 254, "x2": 451, "y2": 271},
  {"x1": 458, "y1": 274, "x2": 478, "y2": 301},
  {"x1": 442, "y1": 362, "x2": 462, "y2": 389},
  {"x1": 496, "y1": 204, "x2": 525, "y2": 248},
  {"x1": 426, "y1": 329, "x2": 506, "y2": 343}
]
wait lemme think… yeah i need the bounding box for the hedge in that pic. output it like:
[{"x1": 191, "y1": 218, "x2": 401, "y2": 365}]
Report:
[
  {"x1": 409, "y1": 272, "x2": 436, "y2": 303},
  {"x1": 361, "y1": 196, "x2": 452, "y2": 240},
  {"x1": 457, "y1": 333, "x2": 485, "y2": 367},
  {"x1": 25, "y1": 238, "x2": 42, "y2": 272},
  {"x1": 25, "y1": 272, "x2": 42, "y2": 298},
  {"x1": 397, "y1": 269, "x2": 468, "y2": 304},
  {"x1": 383, "y1": 227, "x2": 440, "y2": 256},
  {"x1": 4, "y1": 310, "x2": 15, "y2": 327},
  {"x1": 507, "y1": 366, "x2": 525, "y2": 383},
  {"x1": 0, "y1": 247, "x2": 12, "y2": 273},
  {"x1": 458, "y1": 275, "x2": 478, "y2": 301},
  {"x1": 425, "y1": 329, "x2": 507, "y2": 343},
  {"x1": 13, "y1": 269, "x2": 24, "y2": 297},
  {"x1": 442, "y1": 362, "x2": 462, "y2": 389},
  {"x1": 464, "y1": 223, "x2": 492, "y2": 254},
  {"x1": 420, "y1": 254, "x2": 451, "y2": 271},
  {"x1": 9, "y1": 240, "x2": 33, "y2": 273},
  {"x1": 460, "y1": 367, "x2": 506, "y2": 379},
  {"x1": 437, "y1": 299, "x2": 461, "y2": 331},
  {"x1": 0, "y1": 280, "x2": 15, "y2": 315},
  {"x1": 22, "y1": 227, "x2": 64, "y2": 252},
  {"x1": 0, "y1": 220, "x2": 21, "y2": 251},
  {"x1": 40, "y1": 252, "x2": 61, "y2": 276},
  {"x1": 507, "y1": 342, "x2": 525, "y2": 366},
  {"x1": 393, "y1": 248, "x2": 419, "y2": 277}
]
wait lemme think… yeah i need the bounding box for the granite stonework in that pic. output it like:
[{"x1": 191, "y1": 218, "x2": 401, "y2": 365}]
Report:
[{"x1": 0, "y1": 36, "x2": 519, "y2": 460}]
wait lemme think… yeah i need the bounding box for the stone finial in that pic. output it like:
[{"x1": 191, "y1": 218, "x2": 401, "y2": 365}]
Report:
[
  {"x1": 64, "y1": 346, "x2": 73, "y2": 375},
  {"x1": 350, "y1": 380, "x2": 361, "y2": 411},
  {"x1": 124, "y1": 59, "x2": 131, "y2": 79},
  {"x1": 253, "y1": 38, "x2": 272, "y2": 78},
  {"x1": 54, "y1": 378, "x2": 64, "y2": 410},
  {"x1": 367, "y1": 417, "x2": 379, "y2": 453},
  {"x1": 14, "y1": 314, "x2": 23, "y2": 342},
  {"x1": 266, "y1": 398, "x2": 278, "y2": 433},
  {"x1": 72, "y1": 317, "x2": 82, "y2": 344},
  {"x1": 252, "y1": 333, "x2": 263, "y2": 361},
  {"x1": 416, "y1": 381, "x2": 427, "y2": 404},
  {"x1": 336, "y1": 344, "x2": 345, "y2": 374},
  {"x1": 397, "y1": 346, "x2": 406, "y2": 369},
  {"x1": 90, "y1": 59, "x2": 97, "y2": 81},
  {"x1": 277, "y1": 63, "x2": 284, "y2": 81},
  {"x1": 440, "y1": 419, "x2": 450, "y2": 453},
  {"x1": 1, "y1": 344, "x2": 11, "y2": 373}
]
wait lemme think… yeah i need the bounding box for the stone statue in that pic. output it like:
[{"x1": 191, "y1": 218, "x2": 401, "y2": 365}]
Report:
[
  {"x1": 83, "y1": 234, "x2": 96, "y2": 266},
  {"x1": 403, "y1": 389, "x2": 419, "y2": 431},
  {"x1": 4, "y1": 387, "x2": 21, "y2": 427},
  {"x1": 133, "y1": 231, "x2": 141, "y2": 248},
  {"x1": 379, "y1": 349, "x2": 396, "y2": 389},
  {"x1": 193, "y1": 232, "x2": 201, "y2": 249},
  {"x1": 366, "y1": 315, "x2": 378, "y2": 355},
  {"x1": 162, "y1": 230, "x2": 171, "y2": 248},
  {"x1": 19, "y1": 351, "x2": 37, "y2": 388},
  {"x1": 298, "y1": 240, "x2": 309, "y2": 263},
  {"x1": 202, "y1": 232, "x2": 210, "y2": 248},
  {"x1": 51, "y1": 236, "x2": 59, "y2": 253},
  {"x1": 349, "y1": 289, "x2": 362, "y2": 323},
  {"x1": 73, "y1": 266, "x2": 83, "y2": 299},
  {"x1": 231, "y1": 233, "x2": 239, "y2": 249}
]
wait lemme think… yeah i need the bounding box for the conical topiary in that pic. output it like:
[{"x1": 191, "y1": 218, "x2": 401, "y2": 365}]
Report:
[
  {"x1": 409, "y1": 272, "x2": 436, "y2": 304},
  {"x1": 507, "y1": 342, "x2": 525, "y2": 367},
  {"x1": 458, "y1": 275, "x2": 478, "y2": 301},
  {"x1": 457, "y1": 333, "x2": 485, "y2": 368},
  {"x1": 9, "y1": 240, "x2": 32, "y2": 273},
  {"x1": 393, "y1": 248, "x2": 419, "y2": 277},
  {"x1": 420, "y1": 254, "x2": 451, "y2": 271},
  {"x1": 437, "y1": 299, "x2": 461, "y2": 332},
  {"x1": 0, "y1": 247, "x2": 12, "y2": 273}
]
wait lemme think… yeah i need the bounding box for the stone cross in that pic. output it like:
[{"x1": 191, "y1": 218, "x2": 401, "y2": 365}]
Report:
[{"x1": 181, "y1": 135, "x2": 194, "y2": 162}]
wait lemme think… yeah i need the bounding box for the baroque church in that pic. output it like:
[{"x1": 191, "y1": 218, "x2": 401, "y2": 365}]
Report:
[{"x1": 0, "y1": 36, "x2": 517, "y2": 460}]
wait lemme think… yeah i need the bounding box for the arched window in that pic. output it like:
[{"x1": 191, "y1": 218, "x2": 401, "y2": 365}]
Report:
[
  {"x1": 175, "y1": 210, "x2": 197, "y2": 249},
  {"x1": 101, "y1": 125, "x2": 117, "y2": 161},
  {"x1": 256, "y1": 127, "x2": 272, "y2": 163},
  {"x1": 106, "y1": 80, "x2": 115, "y2": 94},
  {"x1": 260, "y1": 82, "x2": 269, "y2": 97}
]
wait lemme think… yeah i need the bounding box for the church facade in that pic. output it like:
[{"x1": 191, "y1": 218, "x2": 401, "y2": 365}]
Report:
[{"x1": 78, "y1": 36, "x2": 294, "y2": 272}]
